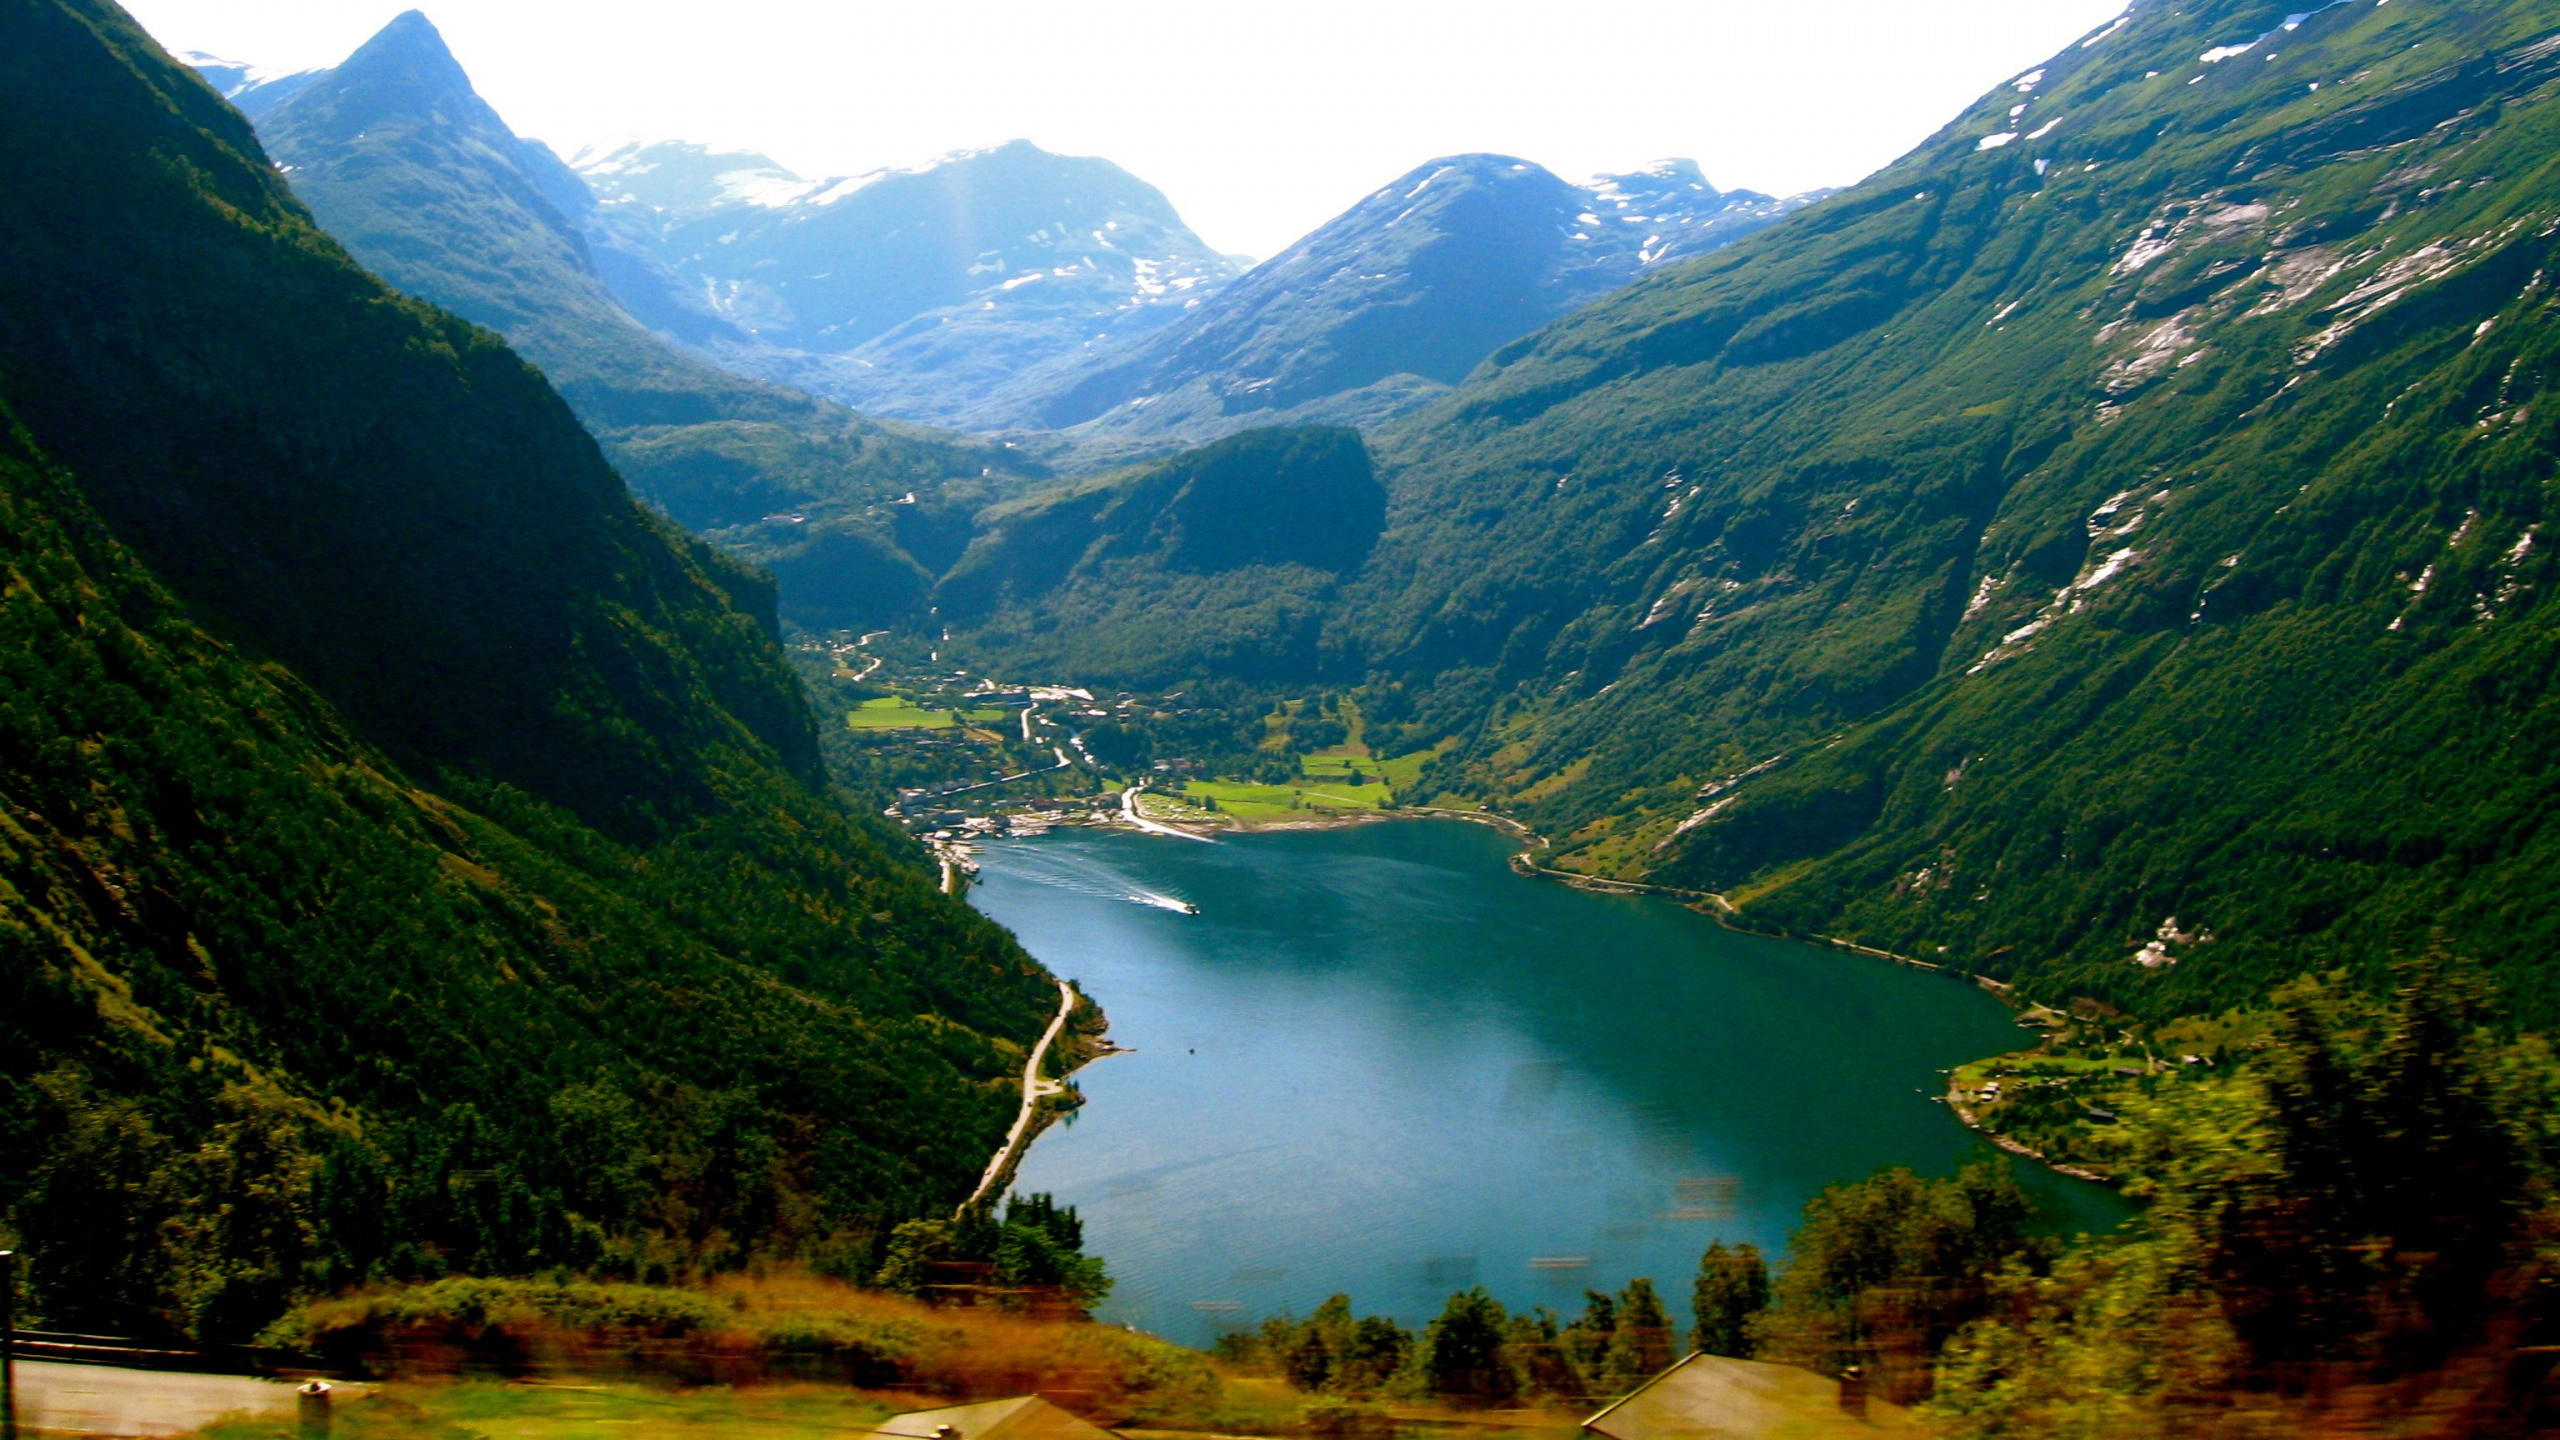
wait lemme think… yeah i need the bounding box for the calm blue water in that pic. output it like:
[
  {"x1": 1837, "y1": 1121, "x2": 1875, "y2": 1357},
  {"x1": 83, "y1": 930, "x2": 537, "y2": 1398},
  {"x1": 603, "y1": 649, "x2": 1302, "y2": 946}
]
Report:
[{"x1": 972, "y1": 819, "x2": 2129, "y2": 1348}]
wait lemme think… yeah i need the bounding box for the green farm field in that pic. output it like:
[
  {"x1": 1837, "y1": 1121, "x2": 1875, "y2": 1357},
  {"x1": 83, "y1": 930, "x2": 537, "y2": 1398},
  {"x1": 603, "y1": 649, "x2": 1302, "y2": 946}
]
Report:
[
  {"x1": 191, "y1": 1379, "x2": 904, "y2": 1440},
  {"x1": 844, "y1": 698, "x2": 1014, "y2": 730}
]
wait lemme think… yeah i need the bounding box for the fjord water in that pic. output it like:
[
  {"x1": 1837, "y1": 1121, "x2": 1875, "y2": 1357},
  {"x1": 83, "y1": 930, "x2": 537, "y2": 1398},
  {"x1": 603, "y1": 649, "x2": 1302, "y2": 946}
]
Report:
[{"x1": 975, "y1": 820, "x2": 2128, "y2": 1347}]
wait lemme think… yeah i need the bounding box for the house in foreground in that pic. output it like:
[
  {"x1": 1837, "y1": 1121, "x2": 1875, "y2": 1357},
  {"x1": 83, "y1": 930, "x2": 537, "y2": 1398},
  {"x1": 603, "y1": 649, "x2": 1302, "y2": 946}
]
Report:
[
  {"x1": 1584, "y1": 1353, "x2": 1930, "y2": 1438},
  {"x1": 874, "y1": 1397, "x2": 1121, "y2": 1440}
]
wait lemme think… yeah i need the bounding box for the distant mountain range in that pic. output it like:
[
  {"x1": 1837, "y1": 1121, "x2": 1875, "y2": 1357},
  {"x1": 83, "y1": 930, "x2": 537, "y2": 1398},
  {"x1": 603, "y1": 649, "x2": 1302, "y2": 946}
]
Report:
[
  {"x1": 571, "y1": 137, "x2": 1252, "y2": 427},
  {"x1": 1012, "y1": 153, "x2": 1820, "y2": 440},
  {"x1": 183, "y1": 10, "x2": 1826, "y2": 617},
  {"x1": 204, "y1": 12, "x2": 1039, "y2": 630},
  {"x1": 570, "y1": 137, "x2": 1832, "y2": 435},
  {"x1": 568, "y1": 138, "x2": 1819, "y2": 440}
]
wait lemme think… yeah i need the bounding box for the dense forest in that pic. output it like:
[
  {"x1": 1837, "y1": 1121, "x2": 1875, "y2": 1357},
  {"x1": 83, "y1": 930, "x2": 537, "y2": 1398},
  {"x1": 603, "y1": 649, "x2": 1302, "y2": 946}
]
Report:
[{"x1": 0, "y1": 0, "x2": 1061, "y2": 1344}]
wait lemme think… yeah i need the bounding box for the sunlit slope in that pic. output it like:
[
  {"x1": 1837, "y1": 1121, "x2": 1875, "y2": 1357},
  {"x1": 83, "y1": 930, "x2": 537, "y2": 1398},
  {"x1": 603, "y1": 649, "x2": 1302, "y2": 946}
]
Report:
[
  {"x1": 1357, "y1": 0, "x2": 2560, "y2": 1017},
  {"x1": 0, "y1": 0, "x2": 1055, "y2": 1340}
]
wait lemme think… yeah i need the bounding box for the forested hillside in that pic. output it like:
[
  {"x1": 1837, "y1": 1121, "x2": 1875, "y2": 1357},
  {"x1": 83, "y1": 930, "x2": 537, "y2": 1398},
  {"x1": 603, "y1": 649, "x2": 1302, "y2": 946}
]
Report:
[
  {"x1": 1306, "y1": 0, "x2": 2560, "y2": 1021},
  {"x1": 943, "y1": 426, "x2": 1385, "y2": 680},
  {"x1": 0, "y1": 0, "x2": 1058, "y2": 1343}
]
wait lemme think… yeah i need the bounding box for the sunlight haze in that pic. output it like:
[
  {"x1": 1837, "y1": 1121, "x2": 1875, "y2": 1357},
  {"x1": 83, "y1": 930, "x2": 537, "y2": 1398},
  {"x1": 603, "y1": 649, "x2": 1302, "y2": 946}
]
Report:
[{"x1": 123, "y1": 0, "x2": 2130, "y2": 258}]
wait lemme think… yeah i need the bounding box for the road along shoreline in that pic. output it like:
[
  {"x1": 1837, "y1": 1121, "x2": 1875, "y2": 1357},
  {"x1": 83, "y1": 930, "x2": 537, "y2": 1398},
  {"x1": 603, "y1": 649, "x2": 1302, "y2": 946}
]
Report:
[{"x1": 957, "y1": 978, "x2": 1080, "y2": 1217}]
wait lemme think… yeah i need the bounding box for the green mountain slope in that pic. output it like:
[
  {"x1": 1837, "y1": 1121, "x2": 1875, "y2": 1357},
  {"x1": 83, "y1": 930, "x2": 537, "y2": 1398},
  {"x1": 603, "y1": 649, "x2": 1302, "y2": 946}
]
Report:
[
  {"x1": 1338, "y1": 0, "x2": 2560, "y2": 1020},
  {"x1": 0, "y1": 0, "x2": 1056, "y2": 1341},
  {"x1": 227, "y1": 12, "x2": 1036, "y2": 629},
  {"x1": 944, "y1": 426, "x2": 1384, "y2": 680}
]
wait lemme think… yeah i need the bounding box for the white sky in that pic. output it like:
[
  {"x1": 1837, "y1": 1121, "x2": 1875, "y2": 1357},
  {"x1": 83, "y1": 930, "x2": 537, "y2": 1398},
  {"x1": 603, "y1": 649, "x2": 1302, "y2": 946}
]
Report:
[{"x1": 124, "y1": 1, "x2": 2129, "y2": 260}]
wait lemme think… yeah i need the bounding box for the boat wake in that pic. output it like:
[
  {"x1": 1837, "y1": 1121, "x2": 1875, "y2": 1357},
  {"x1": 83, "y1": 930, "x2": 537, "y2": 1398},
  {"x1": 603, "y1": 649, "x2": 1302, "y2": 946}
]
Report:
[{"x1": 986, "y1": 846, "x2": 1198, "y2": 916}]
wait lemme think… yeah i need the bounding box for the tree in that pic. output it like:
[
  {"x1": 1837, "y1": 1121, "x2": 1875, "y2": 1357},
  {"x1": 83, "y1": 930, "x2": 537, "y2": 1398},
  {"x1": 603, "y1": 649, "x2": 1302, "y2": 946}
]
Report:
[
  {"x1": 1503, "y1": 1306, "x2": 1583, "y2": 1402},
  {"x1": 1338, "y1": 1313, "x2": 1413, "y2": 1396},
  {"x1": 1754, "y1": 1162, "x2": 2040, "y2": 1404},
  {"x1": 1601, "y1": 1277, "x2": 1676, "y2": 1393},
  {"x1": 1421, "y1": 1287, "x2": 1518, "y2": 1406},
  {"x1": 1561, "y1": 1288, "x2": 1616, "y2": 1382},
  {"x1": 874, "y1": 1194, "x2": 1108, "y2": 1310},
  {"x1": 1692, "y1": 1241, "x2": 1770, "y2": 1357},
  {"x1": 1276, "y1": 1293, "x2": 1357, "y2": 1391}
]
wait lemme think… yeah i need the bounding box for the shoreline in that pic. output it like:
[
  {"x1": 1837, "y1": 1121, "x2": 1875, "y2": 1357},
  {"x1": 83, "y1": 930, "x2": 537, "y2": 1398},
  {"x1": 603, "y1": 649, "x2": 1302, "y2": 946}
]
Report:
[
  {"x1": 1018, "y1": 795, "x2": 2105, "y2": 1199},
  {"x1": 957, "y1": 978, "x2": 1080, "y2": 1217},
  {"x1": 1943, "y1": 1077, "x2": 2118, "y2": 1187}
]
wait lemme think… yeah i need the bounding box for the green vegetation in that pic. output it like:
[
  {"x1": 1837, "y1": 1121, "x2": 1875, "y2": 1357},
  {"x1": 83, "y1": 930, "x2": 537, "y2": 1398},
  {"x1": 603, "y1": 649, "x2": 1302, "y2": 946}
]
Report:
[
  {"x1": 1363, "y1": 0, "x2": 2560, "y2": 1023},
  {"x1": 1219, "y1": 1277, "x2": 1686, "y2": 1411},
  {"x1": 0, "y1": 0, "x2": 1055, "y2": 1348},
  {"x1": 191, "y1": 1267, "x2": 1216, "y2": 1434},
  {"x1": 873, "y1": 1193, "x2": 1112, "y2": 1311},
  {"x1": 1923, "y1": 966, "x2": 2560, "y2": 1434},
  {"x1": 944, "y1": 426, "x2": 1385, "y2": 682},
  {"x1": 194, "y1": 1382, "x2": 901, "y2": 1440},
  {"x1": 1179, "y1": 779, "x2": 1393, "y2": 820},
  {"x1": 1689, "y1": 1241, "x2": 1769, "y2": 1358},
  {"x1": 847, "y1": 698, "x2": 959, "y2": 730}
]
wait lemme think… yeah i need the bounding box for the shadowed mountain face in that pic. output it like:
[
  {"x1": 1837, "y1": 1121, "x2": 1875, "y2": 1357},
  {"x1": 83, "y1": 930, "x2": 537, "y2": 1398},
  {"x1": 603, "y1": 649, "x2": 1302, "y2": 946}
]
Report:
[
  {"x1": 218, "y1": 13, "x2": 1039, "y2": 630},
  {"x1": 250, "y1": 11, "x2": 848, "y2": 431},
  {"x1": 0, "y1": 0, "x2": 1057, "y2": 1342},
  {"x1": 1014, "y1": 153, "x2": 1816, "y2": 440},
  {"x1": 941, "y1": 426, "x2": 1386, "y2": 681}
]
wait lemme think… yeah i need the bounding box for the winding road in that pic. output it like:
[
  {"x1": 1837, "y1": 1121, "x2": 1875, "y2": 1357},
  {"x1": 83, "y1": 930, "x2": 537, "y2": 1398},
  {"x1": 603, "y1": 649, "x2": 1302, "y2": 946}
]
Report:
[
  {"x1": 1122, "y1": 784, "x2": 1216, "y2": 843},
  {"x1": 957, "y1": 977, "x2": 1078, "y2": 1215}
]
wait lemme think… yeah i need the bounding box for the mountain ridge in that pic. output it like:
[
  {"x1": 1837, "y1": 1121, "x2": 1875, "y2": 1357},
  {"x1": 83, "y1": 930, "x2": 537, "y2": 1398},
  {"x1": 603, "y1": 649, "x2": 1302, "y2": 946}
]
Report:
[
  {"x1": 0, "y1": 0, "x2": 1058, "y2": 1341},
  {"x1": 579, "y1": 135, "x2": 1250, "y2": 429},
  {"x1": 218, "y1": 12, "x2": 1045, "y2": 632},
  {"x1": 1015, "y1": 151, "x2": 1820, "y2": 441}
]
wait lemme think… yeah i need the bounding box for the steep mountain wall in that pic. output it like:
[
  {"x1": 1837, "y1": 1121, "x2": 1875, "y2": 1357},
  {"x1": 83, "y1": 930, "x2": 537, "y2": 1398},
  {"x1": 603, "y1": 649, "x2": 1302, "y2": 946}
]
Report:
[
  {"x1": 1345, "y1": 0, "x2": 2560, "y2": 1018},
  {"x1": 0, "y1": 0, "x2": 1057, "y2": 1341}
]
